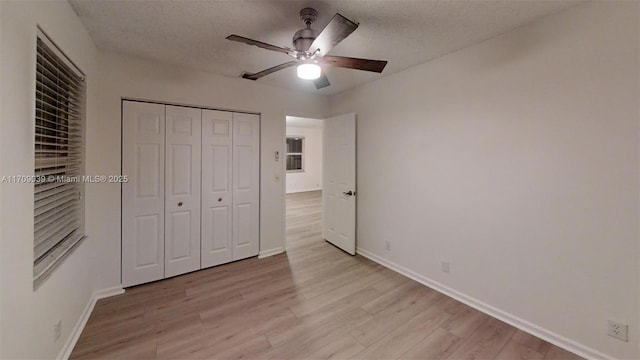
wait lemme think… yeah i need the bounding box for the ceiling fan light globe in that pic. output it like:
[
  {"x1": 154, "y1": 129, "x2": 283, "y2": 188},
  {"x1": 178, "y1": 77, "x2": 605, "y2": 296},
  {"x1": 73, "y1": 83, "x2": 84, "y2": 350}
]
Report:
[{"x1": 297, "y1": 63, "x2": 321, "y2": 80}]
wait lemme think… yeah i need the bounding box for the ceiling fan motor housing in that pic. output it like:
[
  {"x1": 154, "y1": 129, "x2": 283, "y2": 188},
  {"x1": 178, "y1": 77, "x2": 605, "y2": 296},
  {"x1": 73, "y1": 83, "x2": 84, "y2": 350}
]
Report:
[
  {"x1": 293, "y1": 28, "x2": 317, "y2": 53},
  {"x1": 293, "y1": 8, "x2": 319, "y2": 53}
]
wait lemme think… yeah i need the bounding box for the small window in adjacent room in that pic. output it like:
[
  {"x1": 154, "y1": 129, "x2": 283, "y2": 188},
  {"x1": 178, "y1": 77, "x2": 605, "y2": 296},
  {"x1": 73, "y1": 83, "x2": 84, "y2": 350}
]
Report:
[
  {"x1": 286, "y1": 137, "x2": 304, "y2": 172},
  {"x1": 33, "y1": 29, "x2": 87, "y2": 289}
]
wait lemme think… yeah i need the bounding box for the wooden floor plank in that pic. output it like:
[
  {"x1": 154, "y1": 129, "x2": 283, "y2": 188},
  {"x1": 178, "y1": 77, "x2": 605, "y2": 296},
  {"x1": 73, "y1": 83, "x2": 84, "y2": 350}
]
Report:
[
  {"x1": 512, "y1": 329, "x2": 552, "y2": 355},
  {"x1": 349, "y1": 285, "x2": 444, "y2": 347},
  {"x1": 496, "y1": 340, "x2": 545, "y2": 360},
  {"x1": 440, "y1": 303, "x2": 490, "y2": 338},
  {"x1": 446, "y1": 317, "x2": 516, "y2": 359},
  {"x1": 352, "y1": 304, "x2": 452, "y2": 359},
  {"x1": 544, "y1": 345, "x2": 585, "y2": 360},
  {"x1": 399, "y1": 328, "x2": 463, "y2": 360}
]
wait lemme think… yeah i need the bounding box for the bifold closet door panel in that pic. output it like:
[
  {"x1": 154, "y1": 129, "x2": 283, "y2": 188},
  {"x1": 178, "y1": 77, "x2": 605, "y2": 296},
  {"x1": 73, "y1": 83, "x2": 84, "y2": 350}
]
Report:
[
  {"x1": 232, "y1": 113, "x2": 260, "y2": 260},
  {"x1": 201, "y1": 110, "x2": 233, "y2": 268},
  {"x1": 122, "y1": 101, "x2": 166, "y2": 287},
  {"x1": 165, "y1": 105, "x2": 202, "y2": 277}
]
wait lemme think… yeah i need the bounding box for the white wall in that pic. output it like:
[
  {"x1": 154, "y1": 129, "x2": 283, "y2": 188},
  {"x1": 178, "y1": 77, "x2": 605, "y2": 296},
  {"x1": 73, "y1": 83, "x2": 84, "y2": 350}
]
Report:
[
  {"x1": 330, "y1": 2, "x2": 639, "y2": 359},
  {"x1": 286, "y1": 125, "x2": 323, "y2": 193},
  {"x1": 93, "y1": 51, "x2": 329, "y2": 287},
  {"x1": 0, "y1": 1, "x2": 103, "y2": 358}
]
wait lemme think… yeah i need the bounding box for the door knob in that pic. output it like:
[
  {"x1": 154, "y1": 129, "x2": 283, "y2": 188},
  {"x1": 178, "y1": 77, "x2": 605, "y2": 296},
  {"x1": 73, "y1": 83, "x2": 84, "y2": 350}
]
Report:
[
  {"x1": 342, "y1": 190, "x2": 354, "y2": 196},
  {"x1": 178, "y1": 202, "x2": 183, "y2": 207},
  {"x1": 218, "y1": 198, "x2": 222, "y2": 202}
]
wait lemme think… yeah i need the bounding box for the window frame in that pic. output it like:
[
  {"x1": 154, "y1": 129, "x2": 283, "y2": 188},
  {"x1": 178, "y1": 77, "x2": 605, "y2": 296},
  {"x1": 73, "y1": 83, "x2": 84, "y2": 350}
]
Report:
[
  {"x1": 33, "y1": 28, "x2": 87, "y2": 289},
  {"x1": 286, "y1": 136, "x2": 305, "y2": 173}
]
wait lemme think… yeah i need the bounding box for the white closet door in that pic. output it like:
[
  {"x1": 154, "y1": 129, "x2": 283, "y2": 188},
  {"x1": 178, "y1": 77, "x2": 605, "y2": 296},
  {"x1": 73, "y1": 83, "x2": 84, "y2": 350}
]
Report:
[
  {"x1": 232, "y1": 113, "x2": 260, "y2": 260},
  {"x1": 122, "y1": 101, "x2": 165, "y2": 287},
  {"x1": 201, "y1": 110, "x2": 233, "y2": 268},
  {"x1": 165, "y1": 105, "x2": 202, "y2": 277}
]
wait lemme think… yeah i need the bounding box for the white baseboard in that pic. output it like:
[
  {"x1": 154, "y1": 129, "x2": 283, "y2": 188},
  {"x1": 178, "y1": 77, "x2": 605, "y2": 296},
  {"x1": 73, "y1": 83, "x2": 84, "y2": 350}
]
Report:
[
  {"x1": 285, "y1": 187, "x2": 322, "y2": 194},
  {"x1": 58, "y1": 285, "x2": 125, "y2": 360},
  {"x1": 258, "y1": 247, "x2": 285, "y2": 259},
  {"x1": 356, "y1": 247, "x2": 611, "y2": 360}
]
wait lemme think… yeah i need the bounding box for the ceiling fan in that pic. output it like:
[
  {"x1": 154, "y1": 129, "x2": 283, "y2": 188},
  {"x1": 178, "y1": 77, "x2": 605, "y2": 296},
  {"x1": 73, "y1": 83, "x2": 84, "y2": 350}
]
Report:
[{"x1": 226, "y1": 8, "x2": 388, "y2": 89}]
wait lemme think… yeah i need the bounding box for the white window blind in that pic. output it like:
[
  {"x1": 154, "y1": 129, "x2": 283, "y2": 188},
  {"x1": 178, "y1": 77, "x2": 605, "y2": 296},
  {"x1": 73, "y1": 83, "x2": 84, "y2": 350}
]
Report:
[
  {"x1": 33, "y1": 30, "x2": 86, "y2": 288},
  {"x1": 286, "y1": 137, "x2": 304, "y2": 172}
]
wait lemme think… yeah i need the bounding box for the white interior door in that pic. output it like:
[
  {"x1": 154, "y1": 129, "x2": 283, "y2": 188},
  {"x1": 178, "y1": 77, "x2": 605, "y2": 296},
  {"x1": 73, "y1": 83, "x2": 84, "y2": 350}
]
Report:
[
  {"x1": 165, "y1": 105, "x2": 202, "y2": 277},
  {"x1": 323, "y1": 113, "x2": 357, "y2": 255},
  {"x1": 232, "y1": 113, "x2": 260, "y2": 260},
  {"x1": 122, "y1": 101, "x2": 166, "y2": 287},
  {"x1": 201, "y1": 109, "x2": 233, "y2": 267}
]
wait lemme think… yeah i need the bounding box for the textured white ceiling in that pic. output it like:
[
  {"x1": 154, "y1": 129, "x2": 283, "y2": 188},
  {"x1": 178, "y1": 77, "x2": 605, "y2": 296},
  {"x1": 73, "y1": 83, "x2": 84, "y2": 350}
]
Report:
[
  {"x1": 69, "y1": 0, "x2": 583, "y2": 96},
  {"x1": 287, "y1": 116, "x2": 323, "y2": 128}
]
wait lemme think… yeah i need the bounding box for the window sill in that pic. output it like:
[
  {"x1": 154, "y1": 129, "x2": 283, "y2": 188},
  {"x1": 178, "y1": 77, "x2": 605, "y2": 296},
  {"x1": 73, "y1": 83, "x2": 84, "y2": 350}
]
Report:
[{"x1": 33, "y1": 235, "x2": 87, "y2": 290}]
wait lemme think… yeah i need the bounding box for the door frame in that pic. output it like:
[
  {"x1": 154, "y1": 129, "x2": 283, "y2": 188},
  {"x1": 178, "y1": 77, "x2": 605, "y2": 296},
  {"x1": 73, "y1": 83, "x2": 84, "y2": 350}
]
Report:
[{"x1": 282, "y1": 112, "x2": 333, "y2": 250}]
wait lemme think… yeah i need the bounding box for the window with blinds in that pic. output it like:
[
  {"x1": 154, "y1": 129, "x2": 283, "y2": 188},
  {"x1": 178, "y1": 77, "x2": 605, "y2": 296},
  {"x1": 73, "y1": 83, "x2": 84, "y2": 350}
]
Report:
[
  {"x1": 286, "y1": 137, "x2": 304, "y2": 172},
  {"x1": 33, "y1": 30, "x2": 86, "y2": 288}
]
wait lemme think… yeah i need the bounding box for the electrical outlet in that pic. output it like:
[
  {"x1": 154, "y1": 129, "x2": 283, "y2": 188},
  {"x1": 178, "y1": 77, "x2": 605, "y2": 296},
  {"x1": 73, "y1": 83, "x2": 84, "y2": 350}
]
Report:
[
  {"x1": 607, "y1": 320, "x2": 628, "y2": 342},
  {"x1": 385, "y1": 240, "x2": 391, "y2": 251},
  {"x1": 54, "y1": 320, "x2": 62, "y2": 342},
  {"x1": 441, "y1": 260, "x2": 450, "y2": 273}
]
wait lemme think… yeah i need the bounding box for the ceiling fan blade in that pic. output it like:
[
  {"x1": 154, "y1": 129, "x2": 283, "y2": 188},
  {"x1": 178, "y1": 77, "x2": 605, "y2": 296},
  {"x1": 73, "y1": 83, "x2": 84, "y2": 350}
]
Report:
[
  {"x1": 241, "y1": 61, "x2": 298, "y2": 80},
  {"x1": 321, "y1": 55, "x2": 388, "y2": 73},
  {"x1": 307, "y1": 13, "x2": 358, "y2": 55},
  {"x1": 314, "y1": 73, "x2": 331, "y2": 89},
  {"x1": 226, "y1": 34, "x2": 291, "y2": 55}
]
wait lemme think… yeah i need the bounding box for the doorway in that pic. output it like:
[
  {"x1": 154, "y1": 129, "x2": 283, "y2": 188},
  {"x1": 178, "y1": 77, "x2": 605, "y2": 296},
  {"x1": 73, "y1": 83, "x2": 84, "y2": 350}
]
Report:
[
  {"x1": 284, "y1": 116, "x2": 324, "y2": 250},
  {"x1": 284, "y1": 113, "x2": 357, "y2": 255}
]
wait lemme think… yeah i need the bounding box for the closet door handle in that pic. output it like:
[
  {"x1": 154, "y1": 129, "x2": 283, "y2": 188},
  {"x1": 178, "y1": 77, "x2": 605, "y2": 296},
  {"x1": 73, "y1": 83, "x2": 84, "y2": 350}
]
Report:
[
  {"x1": 218, "y1": 198, "x2": 222, "y2": 202},
  {"x1": 178, "y1": 202, "x2": 183, "y2": 207}
]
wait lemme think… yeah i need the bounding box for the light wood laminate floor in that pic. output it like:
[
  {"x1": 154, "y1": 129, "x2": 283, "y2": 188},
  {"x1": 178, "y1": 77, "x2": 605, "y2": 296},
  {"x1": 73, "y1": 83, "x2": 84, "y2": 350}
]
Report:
[{"x1": 71, "y1": 191, "x2": 583, "y2": 359}]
